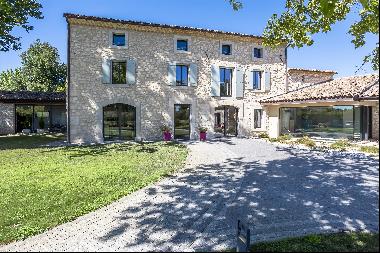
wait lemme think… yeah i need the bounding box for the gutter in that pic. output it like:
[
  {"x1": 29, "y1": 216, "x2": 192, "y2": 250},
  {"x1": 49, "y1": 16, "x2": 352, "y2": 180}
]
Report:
[{"x1": 66, "y1": 18, "x2": 71, "y2": 143}]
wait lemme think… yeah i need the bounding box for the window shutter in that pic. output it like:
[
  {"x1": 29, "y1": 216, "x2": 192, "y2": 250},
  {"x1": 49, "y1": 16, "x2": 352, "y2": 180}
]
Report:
[
  {"x1": 127, "y1": 59, "x2": 136, "y2": 85},
  {"x1": 168, "y1": 63, "x2": 176, "y2": 86},
  {"x1": 210, "y1": 64, "x2": 220, "y2": 96},
  {"x1": 189, "y1": 63, "x2": 198, "y2": 86},
  {"x1": 102, "y1": 59, "x2": 111, "y2": 84},
  {"x1": 235, "y1": 68, "x2": 244, "y2": 98},
  {"x1": 249, "y1": 71, "x2": 254, "y2": 89},
  {"x1": 264, "y1": 70, "x2": 271, "y2": 91}
]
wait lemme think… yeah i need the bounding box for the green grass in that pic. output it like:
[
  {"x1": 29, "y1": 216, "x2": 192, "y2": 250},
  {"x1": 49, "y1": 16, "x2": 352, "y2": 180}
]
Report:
[
  {"x1": 360, "y1": 145, "x2": 379, "y2": 154},
  {"x1": 0, "y1": 135, "x2": 188, "y2": 244},
  {"x1": 249, "y1": 232, "x2": 379, "y2": 252},
  {"x1": 0, "y1": 134, "x2": 65, "y2": 150}
]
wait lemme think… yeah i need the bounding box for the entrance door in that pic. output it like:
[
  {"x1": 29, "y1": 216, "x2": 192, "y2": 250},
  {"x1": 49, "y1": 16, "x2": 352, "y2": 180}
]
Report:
[
  {"x1": 214, "y1": 106, "x2": 238, "y2": 137},
  {"x1": 174, "y1": 104, "x2": 191, "y2": 140}
]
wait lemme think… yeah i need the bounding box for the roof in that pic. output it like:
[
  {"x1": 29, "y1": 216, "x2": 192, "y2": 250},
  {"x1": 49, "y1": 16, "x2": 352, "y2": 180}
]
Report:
[
  {"x1": 0, "y1": 91, "x2": 66, "y2": 103},
  {"x1": 288, "y1": 68, "x2": 337, "y2": 74},
  {"x1": 63, "y1": 13, "x2": 264, "y2": 41},
  {"x1": 261, "y1": 74, "x2": 379, "y2": 104}
]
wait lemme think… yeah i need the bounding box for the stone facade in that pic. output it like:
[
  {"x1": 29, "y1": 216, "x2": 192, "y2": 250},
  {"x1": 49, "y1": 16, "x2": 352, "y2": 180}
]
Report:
[
  {"x1": 372, "y1": 102, "x2": 379, "y2": 140},
  {"x1": 287, "y1": 69, "x2": 335, "y2": 91},
  {"x1": 67, "y1": 18, "x2": 286, "y2": 143},
  {"x1": 0, "y1": 103, "x2": 15, "y2": 135}
]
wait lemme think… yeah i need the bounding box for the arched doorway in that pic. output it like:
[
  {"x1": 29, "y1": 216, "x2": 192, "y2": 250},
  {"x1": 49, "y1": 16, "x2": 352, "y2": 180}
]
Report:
[{"x1": 103, "y1": 103, "x2": 136, "y2": 141}]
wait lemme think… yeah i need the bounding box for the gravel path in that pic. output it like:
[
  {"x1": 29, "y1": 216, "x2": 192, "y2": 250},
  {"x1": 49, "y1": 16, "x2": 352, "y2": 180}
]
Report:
[{"x1": 1, "y1": 138, "x2": 378, "y2": 252}]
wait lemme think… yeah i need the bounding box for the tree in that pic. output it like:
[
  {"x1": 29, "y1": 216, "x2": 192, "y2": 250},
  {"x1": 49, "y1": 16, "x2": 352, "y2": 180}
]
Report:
[
  {"x1": 0, "y1": 68, "x2": 26, "y2": 91},
  {"x1": 0, "y1": 0, "x2": 43, "y2": 52},
  {"x1": 227, "y1": 0, "x2": 379, "y2": 70},
  {"x1": 0, "y1": 40, "x2": 66, "y2": 92}
]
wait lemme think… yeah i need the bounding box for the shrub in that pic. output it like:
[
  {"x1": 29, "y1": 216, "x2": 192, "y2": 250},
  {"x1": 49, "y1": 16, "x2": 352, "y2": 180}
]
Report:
[
  {"x1": 296, "y1": 136, "x2": 316, "y2": 148},
  {"x1": 330, "y1": 139, "x2": 352, "y2": 150},
  {"x1": 160, "y1": 125, "x2": 171, "y2": 132},
  {"x1": 277, "y1": 134, "x2": 292, "y2": 143},
  {"x1": 360, "y1": 146, "x2": 379, "y2": 154},
  {"x1": 269, "y1": 138, "x2": 278, "y2": 142},
  {"x1": 198, "y1": 126, "x2": 208, "y2": 133},
  {"x1": 258, "y1": 132, "x2": 269, "y2": 139}
]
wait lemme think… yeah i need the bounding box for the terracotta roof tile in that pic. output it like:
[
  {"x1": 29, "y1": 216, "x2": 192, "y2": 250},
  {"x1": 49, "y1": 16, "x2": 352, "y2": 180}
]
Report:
[
  {"x1": 261, "y1": 74, "x2": 379, "y2": 104},
  {"x1": 64, "y1": 13, "x2": 264, "y2": 40}
]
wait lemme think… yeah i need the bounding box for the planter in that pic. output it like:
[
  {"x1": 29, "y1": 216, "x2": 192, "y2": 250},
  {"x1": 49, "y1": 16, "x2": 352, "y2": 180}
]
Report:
[
  {"x1": 200, "y1": 132, "x2": 207, "y2": 141},
  {"x1": 36, "y1": 129, "x2": 45, "y2": 134},
  {"x1": 163, "y1": 131, "x2": 172, "y2": 141},
  {"x1": 22, "y1": 129, "x2": 31, "y2": 134}
]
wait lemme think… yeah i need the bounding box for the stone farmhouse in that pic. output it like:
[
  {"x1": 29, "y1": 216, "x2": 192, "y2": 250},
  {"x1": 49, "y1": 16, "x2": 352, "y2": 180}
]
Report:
[{"x1": 1, "y1": 13, "x2": 378, "y2": 143}]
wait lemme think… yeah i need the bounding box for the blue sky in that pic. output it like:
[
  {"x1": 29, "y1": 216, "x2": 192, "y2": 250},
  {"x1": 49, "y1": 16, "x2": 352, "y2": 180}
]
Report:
[{"x1": 0, "y1": 0, "x2": 378, "y2": 77}]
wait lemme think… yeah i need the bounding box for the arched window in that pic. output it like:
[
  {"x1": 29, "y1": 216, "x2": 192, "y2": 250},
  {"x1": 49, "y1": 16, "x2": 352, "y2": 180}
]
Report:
[{"x1": 103, "y1": 103, "x2": 136, "y2": 140}]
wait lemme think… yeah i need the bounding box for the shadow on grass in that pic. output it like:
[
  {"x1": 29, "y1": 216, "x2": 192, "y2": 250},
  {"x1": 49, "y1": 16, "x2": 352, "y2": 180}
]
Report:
[{"x1": 0, "y1": 134, "x2": 66, "y2": 150}]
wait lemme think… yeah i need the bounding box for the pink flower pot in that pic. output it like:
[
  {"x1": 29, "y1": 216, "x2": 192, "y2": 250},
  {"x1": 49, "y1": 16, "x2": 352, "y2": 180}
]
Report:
[
  {"x1": 163, "y1": 131, "x2": 172, "y2": 141},
  {"x1": 200, "y1": 132, "x2": 207, "y2": 141}
]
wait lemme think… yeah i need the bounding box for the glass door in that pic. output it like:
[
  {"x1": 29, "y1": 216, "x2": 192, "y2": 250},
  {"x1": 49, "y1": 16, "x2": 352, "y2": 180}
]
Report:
[{"x1": 174, "y1": 104, "x2": 191, "y2": 140}]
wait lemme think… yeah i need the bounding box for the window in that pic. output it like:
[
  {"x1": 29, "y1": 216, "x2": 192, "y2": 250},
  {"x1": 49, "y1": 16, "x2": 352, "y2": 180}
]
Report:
[
  {"x1": 177, "y1": 39, "x2": 188, "y2": 51},
  {"x1": 221, "y1": 44, "x2": 232, "y2": 55},
  {"x1": 174, "y1": 104, "x2": 191, "y2": 140},
  {"x1": 254, "y1": 48, "x2": 263, "y2": 58},
  {"x1": 112, "y1": 61, "x2": 127, "y2": 84},
  {"x1": 176, "y1": 65, "x2": 189, "y2": 86},
  {"x1": 254, "y1": 109, "x2": 263, "y2": 129},
  {"x1": 103, "y1": 104, "x2": 136, "y2": 141},
  {"x1": 112, "y1": 33, "x2": 126, "y2": 47},
  {"x1": 220, "y1": 68, "x2": 233, "y2": 97},
  {"x1": 253, "y1": 71, "x2": 262, "y2": 90}
]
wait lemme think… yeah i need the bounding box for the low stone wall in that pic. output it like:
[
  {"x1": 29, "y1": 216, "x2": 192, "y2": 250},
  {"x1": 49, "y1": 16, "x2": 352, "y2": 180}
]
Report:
[
  {"x1": 372, "y1": 102, "x2": 379, "y2": 140},
  {"x1": 0, "y1": 103, "x2": 15, "y2": 135}
]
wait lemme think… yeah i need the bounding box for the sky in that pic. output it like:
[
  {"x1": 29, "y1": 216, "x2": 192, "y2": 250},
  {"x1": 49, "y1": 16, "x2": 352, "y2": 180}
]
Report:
[{"x1": 0, "y1": 0, "x2": 378, "y2": 77}]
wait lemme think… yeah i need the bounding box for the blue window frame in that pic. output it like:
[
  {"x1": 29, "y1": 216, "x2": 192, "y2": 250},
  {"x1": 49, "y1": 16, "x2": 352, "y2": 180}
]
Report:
[
  {"x1": 220, "y1": 67, "x2": 233, "y2": 97},
  {"x1": 113, "y1": 33, "x2": 126, "y2": 47},
  {"x1": 222, "y1": 44, "x2": 232, "y2": 55},
  {"x1": 176, "y1": 65, "x2": 188, "y2": 86},
  {"x1": 253, "y1": 71, "x2": 262, "y2": 90},
  {"x1": 254, "y1": 48, "x2": 263, "y2": 58},
  {"x1": 177, "y1": 39, "x2": 188, "y2": 51}
]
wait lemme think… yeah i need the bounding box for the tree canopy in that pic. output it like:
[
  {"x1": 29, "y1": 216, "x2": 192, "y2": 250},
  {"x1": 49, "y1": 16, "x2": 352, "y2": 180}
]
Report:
[
  {"x1": 0, "y1": 40, "x2": 66, "y2": 92},
  {"x1": 228, "y1": 0, "x2": 379, "y2": 70},
  {"x1": 0, "y1": 0, "x2": 43, "y2": 52}
]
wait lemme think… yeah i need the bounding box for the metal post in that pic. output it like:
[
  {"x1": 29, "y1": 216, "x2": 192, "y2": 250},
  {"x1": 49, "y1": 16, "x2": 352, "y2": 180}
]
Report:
[{"x1": 237, "y1": 219, "x2": 250, "y2": 252}]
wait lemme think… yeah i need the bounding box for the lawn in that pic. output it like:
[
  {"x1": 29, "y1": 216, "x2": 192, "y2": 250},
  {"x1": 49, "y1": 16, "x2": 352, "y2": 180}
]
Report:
[
  {"x1": 0, "y1": 135, "x2": 188, "y2": 244},
  {"x1": 249, "y1": 232, "x2": 379, "y2": 252}
]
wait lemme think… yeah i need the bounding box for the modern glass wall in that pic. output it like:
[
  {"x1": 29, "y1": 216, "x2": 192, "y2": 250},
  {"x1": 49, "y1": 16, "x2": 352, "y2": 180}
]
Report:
[
  {"x1": 15, "y1": 105, "x2": 66, "y2": 133},
  {"x1": 280, "y1": 106, "x2": 356, "y2": 139}
]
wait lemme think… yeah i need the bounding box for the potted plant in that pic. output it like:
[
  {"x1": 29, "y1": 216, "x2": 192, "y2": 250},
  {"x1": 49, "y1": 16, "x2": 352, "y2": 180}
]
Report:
[
  {"x1": 37, "y1": 117, "x2": 45, "y2": 134},
  {"x1": 161, "y1": 125, "x2": 172, "y2": 141},
  {"x1": 198, "y1": 126, "x2": 208, "y2": 141}
]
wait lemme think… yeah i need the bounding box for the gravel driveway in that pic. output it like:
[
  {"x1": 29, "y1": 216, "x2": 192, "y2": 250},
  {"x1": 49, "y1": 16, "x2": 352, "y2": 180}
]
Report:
[{"x1": 1, "y1": 138, "x2": 379, "y2": 252}]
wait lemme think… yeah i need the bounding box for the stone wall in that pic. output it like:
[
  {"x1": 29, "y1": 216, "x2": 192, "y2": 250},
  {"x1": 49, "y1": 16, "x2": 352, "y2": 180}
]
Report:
[
  {"x1": 372, "y1": 102, "x2": 379, "y2": 140},
  {"x1": 288, "y1": 70, "x2": 335, "y2": 91},
  {"x1": 0, "y1": 103, "x2": 15, "y2": 135},
  {"x1": 68, "y1": 21, "x2": 286, "y2": 143}
]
